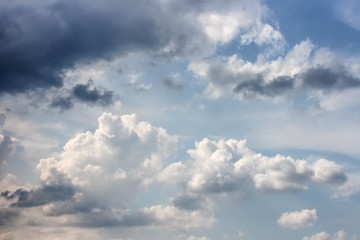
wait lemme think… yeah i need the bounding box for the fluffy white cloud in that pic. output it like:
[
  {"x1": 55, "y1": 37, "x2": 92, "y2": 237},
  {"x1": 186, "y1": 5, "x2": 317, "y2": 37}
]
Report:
[
  {"x1": 158, "y1": 138, "x2": 348, "y2": 195},
  {"x1": 37, "y1": 112, "x2": 177, "y2": 188},
  {"x1": 312, "y1": 159, "x2": 347, "y2": 185},
  {"x1": 277, "y1": 208, "x2": 317, "y2": 229}
]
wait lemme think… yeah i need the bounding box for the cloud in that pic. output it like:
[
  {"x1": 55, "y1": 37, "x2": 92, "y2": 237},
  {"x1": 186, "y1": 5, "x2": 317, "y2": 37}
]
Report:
[
  {"x1": 233, "y1": 75, "x2": 294, "y2": 97},
  {"x1": 0, "y1": 0, "x2": 289, "y2": 97},
  {"x1": 21, "y1": 112, "x2": 178, "y2": 227},
  {"x1": 0, "y1": 113, "x2": 6, "y2": 127},
  {"x1": 162, "y1": 75, "x2": 184, "y2": 90},
  {"x1": 334, "y1": 0, "x2": 360, "y2": 31},
  {"x1": 301, "y1": 67, "x2": 360, "y2": 90},
  {"x1": 0, "y1": 134, "x2": 16, "y2": 178},
  {"x1": 0, "y1": 208, "x2": 19, "y2": 226},
  {"x1": 50, "y1": 80, "x2": 115, "y2": 110},
  {"x1": 187, "y1": 236, "x2": 209, "y2": 240},
  {"x1": 138, "y1": 204, "x2": 215, "y2": 229},
  {"x1": 312, "y1": 159, "x2": 347, "y2": 185},
  {"x1": 303, "y1": 230, "x2": 355, "y2": 240},
  {"x1": 1, "y1": 184, "x2": 76, "y2": 208},
  {"x1": 277, "y1": 208, "x2": 317, "y2": 229},
  {"x1": 158, "y1": 138, "x2": 347, "y2": 196},
  {"x1": 171, "y1": 194, "x2": 203, "y2": 210},
  {"x1": 189, "y1": 39, "x2": 360, "y2": 105},
  {"x1": 0, "y1": 0, "x2": 202, "y2": 94}
]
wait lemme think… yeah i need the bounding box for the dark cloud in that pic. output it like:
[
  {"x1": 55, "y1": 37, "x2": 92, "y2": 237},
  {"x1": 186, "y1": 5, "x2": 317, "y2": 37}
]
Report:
[
  {"x1": 0, "y1": 0, "x2": 197, "y2": 94},
  {"x1": 50, "y1": 80, "x2": 114, "y2": 110},
  {"x1": 162, "y1": 76, "x2": 184, "y2": 90},
  {"x1": 301, "y1": 67, "x2": 360, "y2": 90},
  {"x1": 72, "y1": 80, "x2": 114, "y2": 106},
  {"x1": 233, "y1": 67, "x2": 360, "y2": 98},
  {"x1": 1, "y1": 184, "x2": 76, "y2": 208},
  {"x1": 171, "y1": 194, "x2": 202, "y2": 210},
  {"x1": 234, "y1": 75, "x2": 294, "y2": 97}
]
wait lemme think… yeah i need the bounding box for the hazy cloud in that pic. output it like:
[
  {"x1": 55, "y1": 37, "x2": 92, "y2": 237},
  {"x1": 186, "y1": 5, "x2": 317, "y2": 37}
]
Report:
[
  {"x1": 162, "y1": 76, "x2": 184, "y2": 90},
  {"x1": 0, "y1": 135, "x2": 16, "y2": 178},
  {"x1": 0, "y1": 113, "x2": 6, "y2": 127},
  {"x1": 0, "y1": 208, "x2": 19, "y2": 226}
]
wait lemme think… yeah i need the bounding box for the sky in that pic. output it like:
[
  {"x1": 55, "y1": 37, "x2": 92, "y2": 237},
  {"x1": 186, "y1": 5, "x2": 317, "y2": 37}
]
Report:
[{"x1": 1, "y1": 0, "x2": 360, "y2": 239}]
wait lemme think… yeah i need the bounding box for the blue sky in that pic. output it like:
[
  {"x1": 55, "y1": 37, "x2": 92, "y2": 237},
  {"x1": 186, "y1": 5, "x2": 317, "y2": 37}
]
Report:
[{"x1": 1, "y1": 0, "x2": 360, "y2": 239}]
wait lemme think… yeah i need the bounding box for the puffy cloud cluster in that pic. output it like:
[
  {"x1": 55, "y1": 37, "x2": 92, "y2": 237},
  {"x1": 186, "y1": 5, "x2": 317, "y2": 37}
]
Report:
[
  {"x1": 0, "y1": 112, "x2": 216, "y2": 230},
  {"x1": 37, "y1": 112, "x2": 177, "y2": 187},
  {"x1": 277, "y1": 208, "x2": 317, "y2": 229},
  {"x1": 0, "y1": 112, "x2": 354, "y2": 234},
  {"x1": 159, "y1": 138, "x2": 348, "y2": 195}
]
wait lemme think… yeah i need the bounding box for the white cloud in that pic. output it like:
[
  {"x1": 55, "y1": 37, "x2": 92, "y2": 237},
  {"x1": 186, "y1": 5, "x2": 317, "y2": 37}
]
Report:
[
  {"x1": 312, "y1": 159, "x2": 347, "y2": 185},
  {"x1": 187, "y1": 235, "x2": 209, "y2": 240},
  {"x1": 37, "y1": 112, "x2": 177, "y2": 188},
  {"x1": 141, "y1": 204, "x2": 215, "y2": 229},
  {"x1": 303, "y1": 230, "x2": 358, "y2": 240},
  {"x1": 303, "y1": 232, "x2": 331, "y2": 240},
  {"x1": 196, "y1": 0, "x2": 285, "y2": 50},
  {"x1": 277, "y1": 208, "x2": 317, "y2": 229},
  {"x1": 158, "y1": 138, "x2": 348, "y2": 196}
]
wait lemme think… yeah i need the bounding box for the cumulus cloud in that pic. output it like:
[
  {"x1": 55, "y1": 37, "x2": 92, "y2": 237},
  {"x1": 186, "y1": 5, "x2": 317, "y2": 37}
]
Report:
[
  {"x1": 158, "y1": 138, "x2": 348, "y2": 195},
  {"x1": 277, "y1": 208, "x2": 317, "y2": 229}
]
